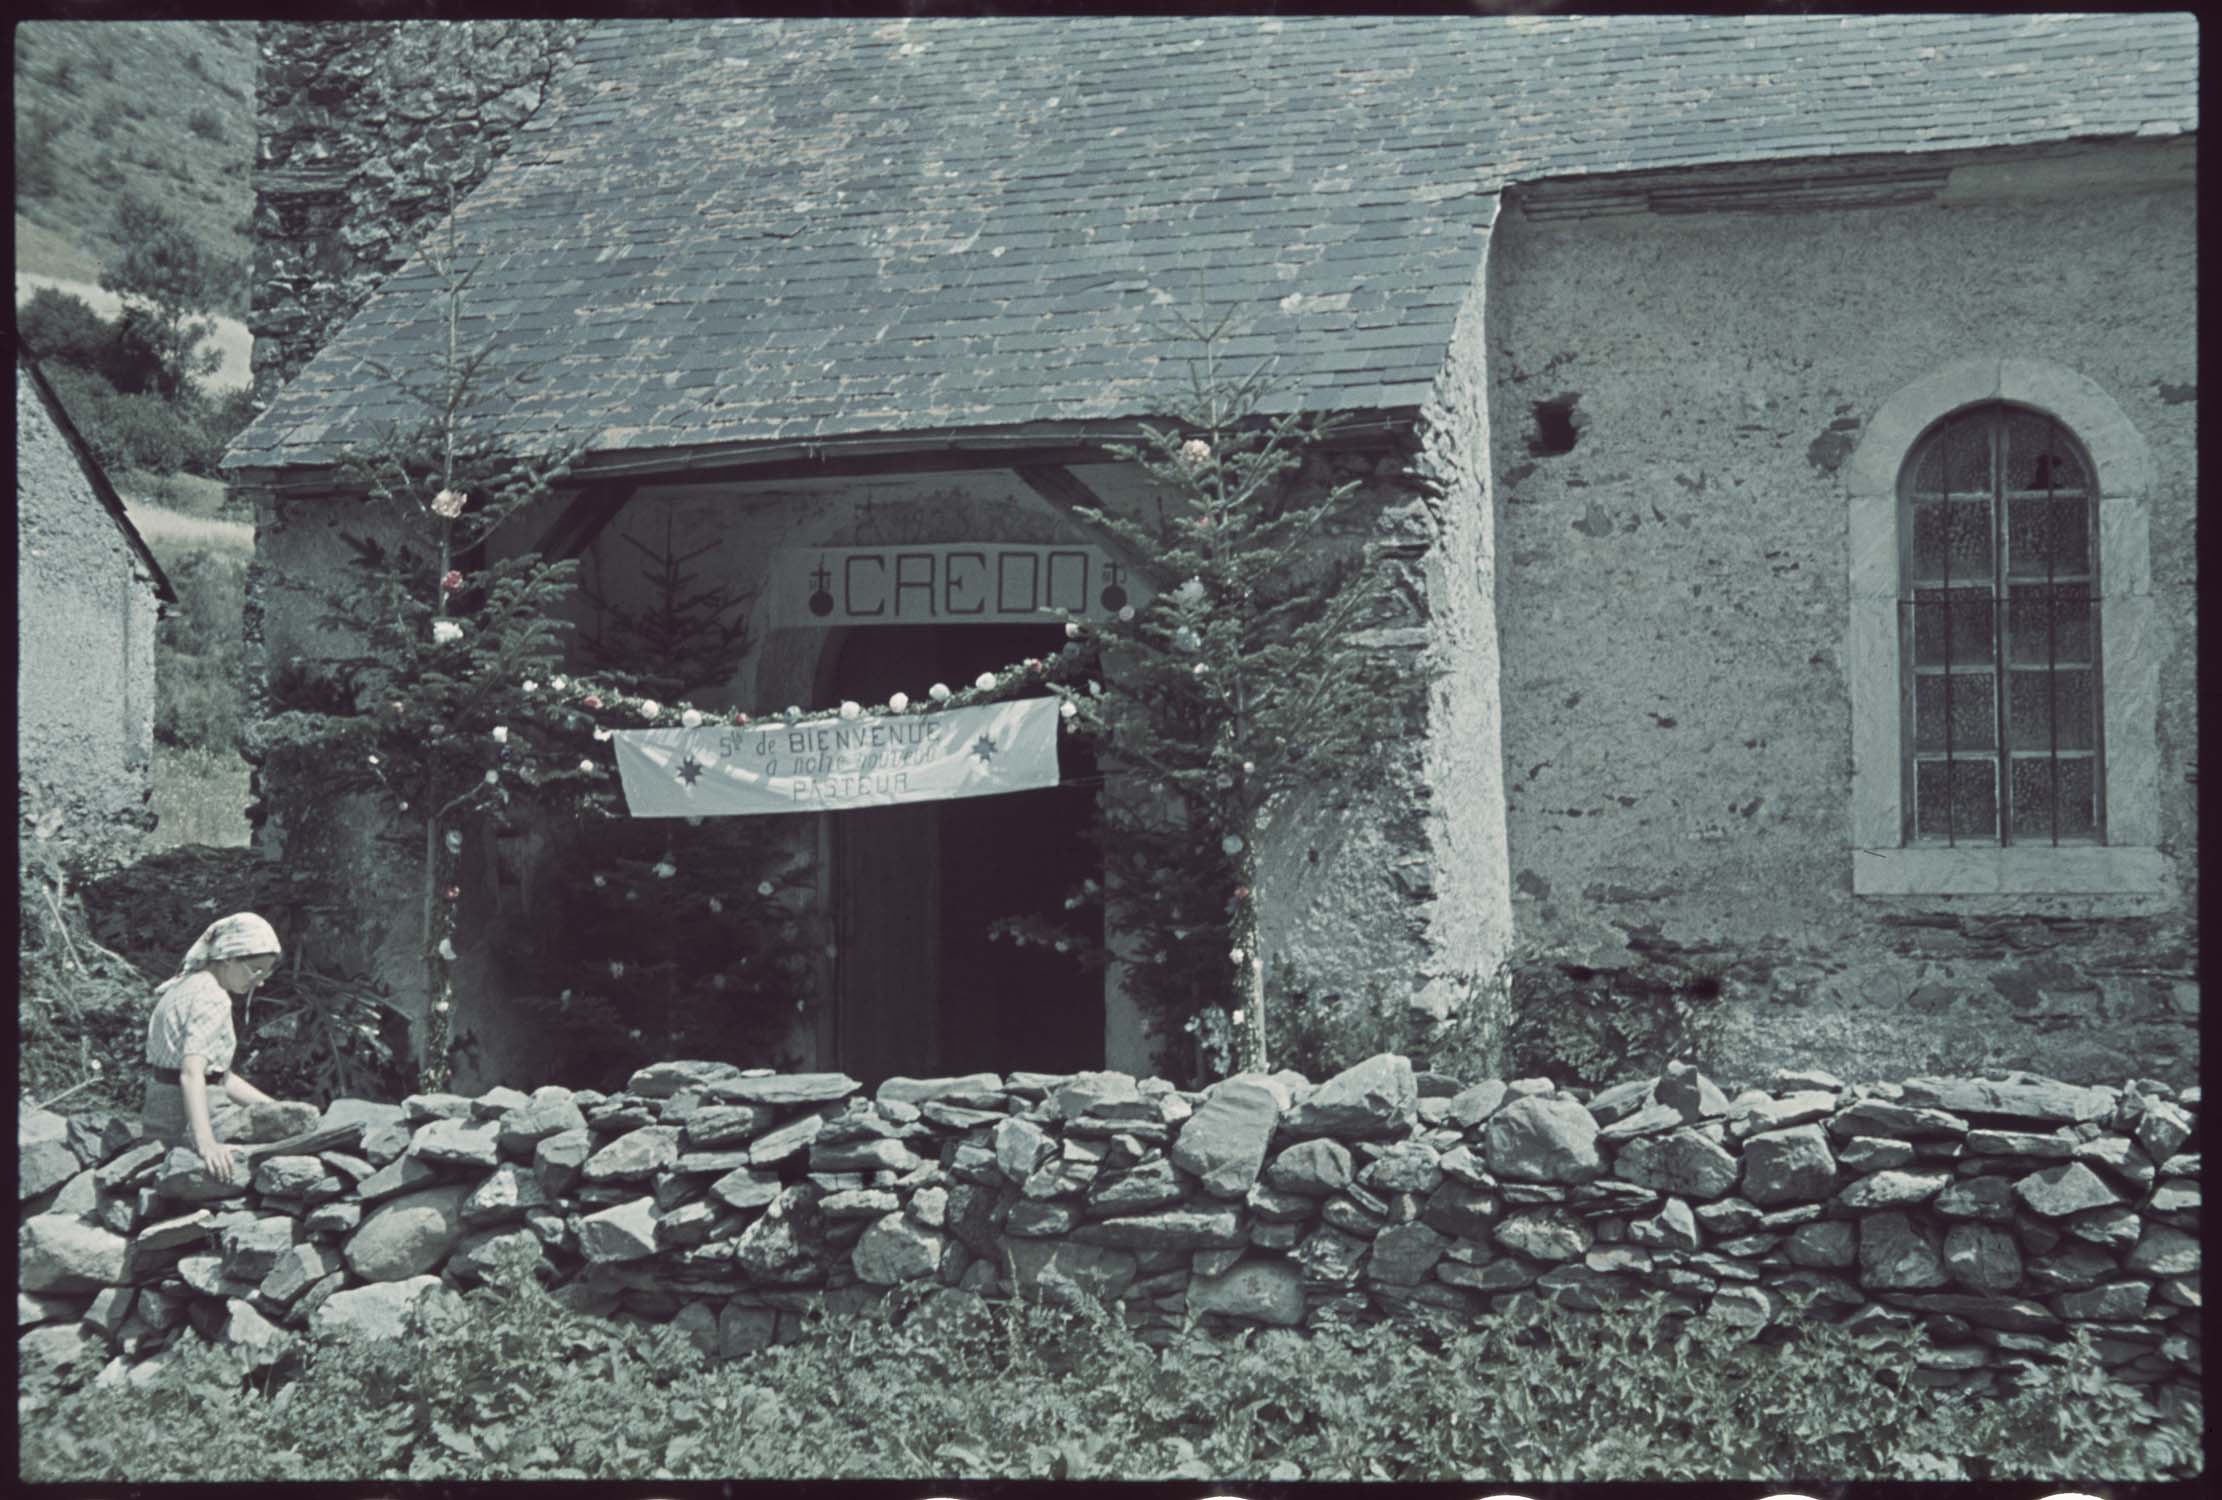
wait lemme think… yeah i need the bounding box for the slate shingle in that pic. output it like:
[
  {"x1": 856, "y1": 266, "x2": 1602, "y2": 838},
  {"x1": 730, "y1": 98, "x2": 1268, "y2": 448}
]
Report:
[{"x1": 227, "y1": 14, "x2": 2197, "y2": 475}]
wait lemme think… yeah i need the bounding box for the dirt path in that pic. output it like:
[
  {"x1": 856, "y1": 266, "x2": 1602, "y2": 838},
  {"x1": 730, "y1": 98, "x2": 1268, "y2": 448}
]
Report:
[{"x1": 15, "y1": 271, "x2": 252, "y2": 393}]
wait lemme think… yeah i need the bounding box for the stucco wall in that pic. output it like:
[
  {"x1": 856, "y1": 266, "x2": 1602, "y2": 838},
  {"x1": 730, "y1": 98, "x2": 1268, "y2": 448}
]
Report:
[
  {"x1": 1482, "y1": 164, "x2": 2198, "y2": 1088},
  {"x1": 16, "y1": 366, "x2": 162, "y2": 864}
]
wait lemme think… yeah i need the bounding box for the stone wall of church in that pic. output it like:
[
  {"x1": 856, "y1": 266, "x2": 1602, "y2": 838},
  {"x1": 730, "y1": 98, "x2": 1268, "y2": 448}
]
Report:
[
  {"x1": 20, "y1": 1055, "x2": 2200, "y2": 1406},
  {"x1": 1481, "y1": 166, "x2": 2198, "y2": 1089},
  {"x1": 246, "y1": 20, "x2": 589, "y2": 403}
]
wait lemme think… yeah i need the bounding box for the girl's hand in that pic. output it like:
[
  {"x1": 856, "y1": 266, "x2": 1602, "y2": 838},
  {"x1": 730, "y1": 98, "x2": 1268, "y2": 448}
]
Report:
[{"x1": 200, "y1": 1140, "x2": 242, "y2": 1184}]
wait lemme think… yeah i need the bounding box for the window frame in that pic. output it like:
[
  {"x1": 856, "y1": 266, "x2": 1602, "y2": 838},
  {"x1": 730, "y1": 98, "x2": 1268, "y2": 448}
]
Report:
[
  {"x1": 1896, "y1": 403, "x2": 2106, "y2": 848},
  {"x1": 1844, "y1": 358, "x2": 2167, "y2": 897}
]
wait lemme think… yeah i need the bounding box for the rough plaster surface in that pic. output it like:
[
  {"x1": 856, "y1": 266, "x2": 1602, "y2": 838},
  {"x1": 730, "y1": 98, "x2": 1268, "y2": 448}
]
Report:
[
  {"x1": 16, "y1": 366, "x2": 162, "y2": 862},
  {"x1": 1483, "y1": 173, "x2": 2197, "y2": 1087}
]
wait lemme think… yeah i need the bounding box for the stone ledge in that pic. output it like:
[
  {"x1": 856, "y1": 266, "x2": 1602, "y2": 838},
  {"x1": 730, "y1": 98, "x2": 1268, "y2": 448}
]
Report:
[{"x1": 1852, "y1": 845, "x2": 2173, "y2": 898}]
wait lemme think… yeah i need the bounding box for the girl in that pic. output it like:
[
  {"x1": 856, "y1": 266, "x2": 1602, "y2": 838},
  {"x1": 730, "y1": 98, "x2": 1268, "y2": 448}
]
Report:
[{"x1": 142, "y1": 912, "x2": 321, "y2": 1182}]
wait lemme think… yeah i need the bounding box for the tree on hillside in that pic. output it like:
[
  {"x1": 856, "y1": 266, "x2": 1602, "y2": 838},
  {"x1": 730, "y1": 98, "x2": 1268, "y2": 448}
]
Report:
[{"x1": 99, "y1": 194, "x2": 234, "y2": 400}]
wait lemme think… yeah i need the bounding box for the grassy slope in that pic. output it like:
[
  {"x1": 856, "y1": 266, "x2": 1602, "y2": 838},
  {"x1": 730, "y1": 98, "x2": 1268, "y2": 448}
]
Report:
[{"x1": 12, "y1": 19, "x2": 256, "y2": 314}]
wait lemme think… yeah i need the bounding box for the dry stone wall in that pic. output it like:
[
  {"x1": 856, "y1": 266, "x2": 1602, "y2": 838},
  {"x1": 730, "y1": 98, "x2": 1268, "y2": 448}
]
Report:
[{"x1": 19, "y1": 1056, "x2": 2200, "y2": 1401}]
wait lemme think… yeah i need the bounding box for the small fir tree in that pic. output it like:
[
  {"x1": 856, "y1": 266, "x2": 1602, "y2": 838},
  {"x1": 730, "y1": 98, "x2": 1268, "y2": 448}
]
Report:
[
  {"x1": 254, "y1": 213, "x2": 624, "y2": 1090},
  {"x1": 1002, "y1": 314, "x2": 1403, "y2": 1077}
]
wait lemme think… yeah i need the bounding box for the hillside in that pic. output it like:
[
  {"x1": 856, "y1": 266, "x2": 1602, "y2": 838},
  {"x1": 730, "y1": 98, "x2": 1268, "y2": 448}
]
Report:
[{"x1": 12, "y1": 20, "x2": 257, "y2": 316}]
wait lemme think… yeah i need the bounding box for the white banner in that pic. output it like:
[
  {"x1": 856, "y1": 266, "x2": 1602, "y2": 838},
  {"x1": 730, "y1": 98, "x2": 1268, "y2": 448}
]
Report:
[
  {"x1": 765, "y1": 543, "x2": 1148, "y2": 628},
  {"x1": 613, "y1": 698, "x2": 1062, "y2": 817}
]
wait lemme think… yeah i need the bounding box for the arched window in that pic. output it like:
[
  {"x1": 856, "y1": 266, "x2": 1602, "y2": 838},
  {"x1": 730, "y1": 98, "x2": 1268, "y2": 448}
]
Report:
[
  {"x1": 1898, "y1": 404, "x2": 2101, "y2": 845},
  {"x1": 1844, "y1": 358, "x2": 2167, "y2": 898}
]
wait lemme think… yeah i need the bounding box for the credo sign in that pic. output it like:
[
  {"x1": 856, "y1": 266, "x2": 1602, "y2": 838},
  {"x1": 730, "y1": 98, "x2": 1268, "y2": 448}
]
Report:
[{"x1": 766, "y1": 543, "x2": 1149, "y2": 628}]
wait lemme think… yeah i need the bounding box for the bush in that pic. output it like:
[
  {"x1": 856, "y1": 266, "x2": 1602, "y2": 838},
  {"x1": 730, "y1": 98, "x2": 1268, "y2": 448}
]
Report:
[
  {"x1": 17, "y1": 1273, "x2": 2202, "y2": 1483},
  {"x1": 17, "y1": 287, "x2": 116, "y2": 369}
]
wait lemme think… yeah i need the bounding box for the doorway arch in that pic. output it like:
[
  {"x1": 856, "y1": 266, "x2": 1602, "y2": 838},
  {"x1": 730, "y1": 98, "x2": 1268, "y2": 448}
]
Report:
[{"x1": 826, "y1": 623, "x2": 1105, "y2": 1086}]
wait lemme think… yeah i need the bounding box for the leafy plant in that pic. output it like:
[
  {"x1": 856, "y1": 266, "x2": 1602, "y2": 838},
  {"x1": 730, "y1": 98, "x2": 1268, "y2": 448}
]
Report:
[{"x1": 99, "y1": 193, "x2": 233, "y2": 400}]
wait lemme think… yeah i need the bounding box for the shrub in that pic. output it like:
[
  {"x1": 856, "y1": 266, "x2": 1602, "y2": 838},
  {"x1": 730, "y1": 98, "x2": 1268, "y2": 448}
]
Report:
[
  {"x1": 17, "y1": 287, "x2": 115, "y2": 370},
  {"x1": 17, "y1": 1274, "x2": 2202, "y2": 1483},
  {"x1": 17, "y1": 835, "x2": 151, "y2": 1116}
]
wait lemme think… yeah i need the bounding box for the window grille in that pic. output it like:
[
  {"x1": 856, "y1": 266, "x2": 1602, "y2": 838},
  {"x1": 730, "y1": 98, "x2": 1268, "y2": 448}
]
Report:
[{"x1": 1898, "y1": 404, "x2": 2104, "y2": 845}]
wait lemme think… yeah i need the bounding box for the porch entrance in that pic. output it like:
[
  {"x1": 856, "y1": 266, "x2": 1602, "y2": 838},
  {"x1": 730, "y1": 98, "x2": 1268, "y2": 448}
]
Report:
[{"x1": 830, "y1": 623, "x2": 1104, "y2": 1086}]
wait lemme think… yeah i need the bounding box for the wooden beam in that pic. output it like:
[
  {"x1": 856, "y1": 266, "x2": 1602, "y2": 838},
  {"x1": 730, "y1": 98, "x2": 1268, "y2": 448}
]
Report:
[
  {"x1": 532, "y1": 481, "x2": 639, "y2": 561},
  {"x1": 1012, "y1": 463, "x2": 1110, "y2": 516},
  {"x1": 601, "y1": 444, "x2": 1118, "y2": 491}
]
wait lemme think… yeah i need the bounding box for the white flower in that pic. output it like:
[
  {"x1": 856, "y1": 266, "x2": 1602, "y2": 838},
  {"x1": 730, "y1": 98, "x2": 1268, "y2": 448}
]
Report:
[
  {"x1": 1178, "y1": 438, "x2": 1213, "y2": 469},
  {"x1": 708, "y1": 897, "x2": 724, "y2": 913},
  {"x1": 551, "y1": 676, "x2": 569, "y2": 691},
  {"x1": 887, "y1": 692, "x2": 909, "y2": 713},
  {"x1": 1054, "y1": 940, "x2": 1069, "y2": 953},
  {"x1": 681, "y1": 708, "x2": 704, "y2": 729},
  {"x1": 639, "y1": 699, "x2": 662, "y2": 720},
  {"x1": 445, "y1": 830, "x2": 463, "y2": 853},
  {"x1": 1088, "y1": 681, "x2": 1103, "y2": 697},
  {"x1": 434, "y1": 999, "x2": 450, "y2": 1014},
  {"x1": 1231, "y1": 1008, "x2": 1245, "y2": 1025},
  {"x1": 974, "y1": 672, "x2": 997, "y2": 691},
  {"x1": 430, "y1": 488, "x2": 467, "y2": 519},
  {"x1": 1230, "y1": 946, "x2": 1246, "y2": 964},
  {"x1": 432, "y1": 620, "x2": 464, "y2": 645},
  {"x1": 1243, "y1": 761, "x2": 1256, "y2": 774},
  {"x1": 757, "y1": 881, "x2": 774, "y2": 897},
  {"x1": 1118, "y1": 605, "x2": 1135, "y2": 622},
  {"x1": 653, "y1": 860, "x2": 676, "y2": 879},
  {"x1": 1222, "y1": 833, "x2": 1245, "y2": 854},
  {"x1": 784, "y1": 705, "x2": 802, "y2": 720},
  {"x1": 522, "y1": 680, "x2": 539, "y2": 694},
  {"x1": 593, "y1": 874, "x2": 608, "y2": 888},
  {"x1": 1193, "y1": 663, "x2": 1209, "y2": 675},
  {"x1": 839, "y1": 700, "x2": 861, "y2": 720},
  {"x1": 1065, "y1": 622, "x2": 1082, "y2": 639},
  {"x1": 1060, "y1": 701, "x2": 1077, "y2": 719},
  {"x1": 928, "y1": 683, "x2": 952, "y2": 702},
  {"x1": 579, "y1": 759, "x2": 596, "y2": 773},
  {"x1": 1173, "y1": 928, "x2": 1188, "y2": 941},
  {"x1": 1172, "y1": 625, "x2": 1201, "y2": 652},
  {"x1": 438, "y1": 938, "x2": 458, "y2": 961},
  {"x1": 491, "y1": 725, "x2": 509, "y2": 744},
  {"x1": 90, "y1": 1059, "x2": 103, "y2": 1073},
  {"x1": 593, "y1": 728, "x2": 613, "y2": 742},
  {"x1": 1175, "y1": 577, "x2": 1206, "y2": 606},
  {"x1": 368, "y1": 754, "x2": 380, "y2": 766},
  {"x1": 485, "y1": 769, "x2": 500, "y2": 785},
  {"x1": 610, "y1": 960, "x2": 626, "y2": 979}
]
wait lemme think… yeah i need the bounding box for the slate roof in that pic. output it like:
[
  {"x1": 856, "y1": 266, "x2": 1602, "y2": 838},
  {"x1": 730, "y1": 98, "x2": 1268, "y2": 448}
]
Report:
[{"x1": 227, "y1": 13, "x2": 2197, "y2": 477}]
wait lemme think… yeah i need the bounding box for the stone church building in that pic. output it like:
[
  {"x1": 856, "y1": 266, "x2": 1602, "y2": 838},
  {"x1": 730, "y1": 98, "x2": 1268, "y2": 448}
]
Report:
[{"x1": 223, "y1": 16, "x2": 2197, "y2": 1093}]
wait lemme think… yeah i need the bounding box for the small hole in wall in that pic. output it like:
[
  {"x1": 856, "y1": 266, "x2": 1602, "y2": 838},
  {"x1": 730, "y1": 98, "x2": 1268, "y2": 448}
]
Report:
[{"x1": 1528, "y1": 392, "x2": 1583, "y2": 457}]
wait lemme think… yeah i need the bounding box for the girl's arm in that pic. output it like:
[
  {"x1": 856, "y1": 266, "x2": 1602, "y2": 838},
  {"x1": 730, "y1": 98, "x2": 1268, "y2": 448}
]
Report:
[
  {"x1": 222, "y1": 1071, "x2": 277, "y2": 1108},
  {"x1": 180, "y1": 1057, "x2": 241, "y2": 1183}
]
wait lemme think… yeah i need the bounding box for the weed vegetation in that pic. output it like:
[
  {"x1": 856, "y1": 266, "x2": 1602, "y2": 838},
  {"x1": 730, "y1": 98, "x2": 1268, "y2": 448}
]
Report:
[{"x1": 18, "y1": 1265, "x2": 2200, "y2": 1484}]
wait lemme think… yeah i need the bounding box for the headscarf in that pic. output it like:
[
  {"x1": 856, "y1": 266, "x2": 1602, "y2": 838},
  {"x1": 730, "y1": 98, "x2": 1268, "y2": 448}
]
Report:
[{"x1": 154, "y1": 912, "x2": 283, "y2": 1005}]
